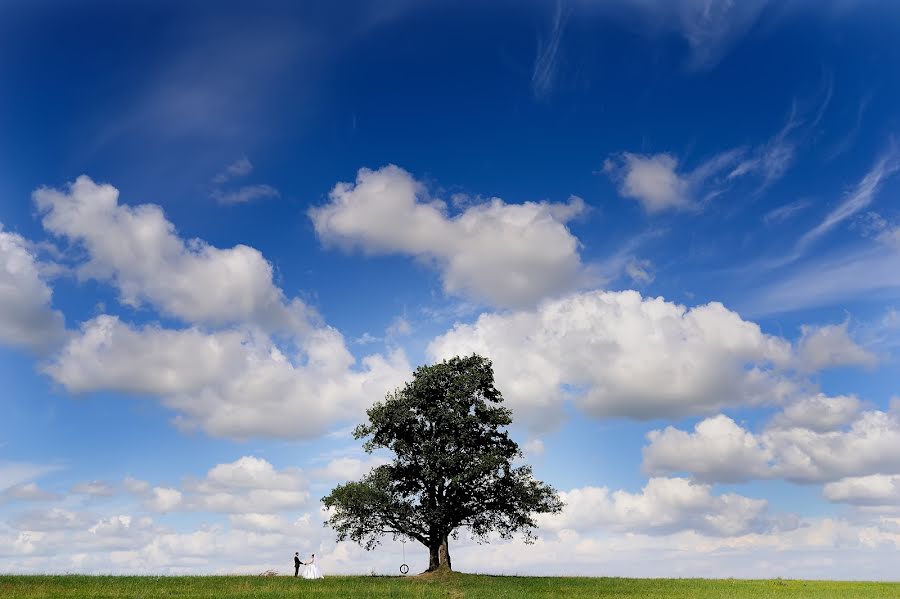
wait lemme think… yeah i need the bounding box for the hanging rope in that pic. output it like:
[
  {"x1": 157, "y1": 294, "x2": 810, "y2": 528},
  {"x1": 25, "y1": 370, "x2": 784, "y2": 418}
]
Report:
[{"x1": 399, "y1": 538, "x2": 409, "y2": 575}]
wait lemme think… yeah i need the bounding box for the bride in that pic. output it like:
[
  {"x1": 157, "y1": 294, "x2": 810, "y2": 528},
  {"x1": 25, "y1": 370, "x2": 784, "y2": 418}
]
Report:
[{"x1": 302, "y1": 554, "x2": 324, "y2": 579}]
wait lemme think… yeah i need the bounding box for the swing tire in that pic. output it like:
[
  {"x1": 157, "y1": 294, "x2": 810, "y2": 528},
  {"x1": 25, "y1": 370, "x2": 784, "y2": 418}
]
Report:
[{"x1": 400, "y1": 564, "x2": 409, "y2": 574}]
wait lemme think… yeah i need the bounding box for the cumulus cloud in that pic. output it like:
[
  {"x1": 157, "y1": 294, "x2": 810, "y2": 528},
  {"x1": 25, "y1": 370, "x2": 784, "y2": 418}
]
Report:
[
  {"x1": 310, "y1": 165, "x2": 587, "y2": 308},
  {"x1": 9, "y1": 508, "x2": 92, "y2": 532},
  {"x1": 34, "y1": 176, "x2": 308, "y2": 333},
  {"x1": 539, "y1": 477, "x2": 770, "y2": 537},
  {"x1": 603, "y1": 150, "x2": 741, "y2": 213},
  {"x1": 311, "y1": 456, "x2": 389, "y2": 482},
  {"x1": 764, "y1": 409, "x2": 900, "y2": 483},
  {"x1": 145, "y1": 487, "x2": 182, "y2": 513},
  {"x1": 0, "y1": 226, "x2": 66, "y2": 353},
  {"x1": 6, "y1": 509, "x2": 900, "y2": 578},
  {"x1": 429, "y1": 290, "x2": 792, "y2": 430},
  {"x1": 644, "y1": 404, "x2": 900, "y2": 484},
  {"x1": 3, "y1": 454, "x2": 899, "y2": 578},
  {"x1": 228, "y1": 513, "x2": 289, "y2": 532},
  {"x1": 42, "y1": 314, "x2": 410, "y2": 440},
  {"x1": 769, "y1": 394, "x2": 861, "y2": 433},
  {"x1": 643, "y1": 415, "x2": 772, "y2": 483},
  {"x1": 126, "y1": 457, "x2": 309, "y2": 515},
  {"x1": 603, "y1": 153, "x2": 692, "y2": 212},
  {"x1": 823, "y1": 475, "x2": 900, "y2": 507},
  {"x1": 0, "y1": 483, "x2": 60, "y2": 504},
  {"x1": 795, "y1": 322, "x2": 876, "y2": 372}
]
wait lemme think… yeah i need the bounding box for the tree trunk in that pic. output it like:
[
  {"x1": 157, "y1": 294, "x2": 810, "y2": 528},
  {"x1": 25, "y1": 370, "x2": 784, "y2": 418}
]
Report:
[
  {"x1": 427, "y1": 542, "x2": 441, "y2": 571},
  {"x1": 438, "y1": 534, "x2": 452, "y2": 571}
]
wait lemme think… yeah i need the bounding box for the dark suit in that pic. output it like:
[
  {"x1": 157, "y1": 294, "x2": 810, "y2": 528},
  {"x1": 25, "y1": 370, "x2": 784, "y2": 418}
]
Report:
[{"x1": 294, "y1": 556, "x2": 301, "y2": 577}]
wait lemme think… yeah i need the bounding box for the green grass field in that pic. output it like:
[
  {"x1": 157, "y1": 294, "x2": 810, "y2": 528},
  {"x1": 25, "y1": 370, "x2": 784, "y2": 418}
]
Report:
[{"x1": 2, "y1": 574, "x2": 898, "y2": 598}]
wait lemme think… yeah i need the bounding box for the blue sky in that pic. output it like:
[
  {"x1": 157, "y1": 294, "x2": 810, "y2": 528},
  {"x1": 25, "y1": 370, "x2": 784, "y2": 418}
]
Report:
[{"x1": 2, "y1": 0, "x2": 900, "y2": 578}]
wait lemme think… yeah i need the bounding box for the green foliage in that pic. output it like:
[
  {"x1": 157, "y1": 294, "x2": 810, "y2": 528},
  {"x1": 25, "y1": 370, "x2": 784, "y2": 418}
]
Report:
[{"x1": 322, "y1": 355, "x2": 563, "y2": 570}]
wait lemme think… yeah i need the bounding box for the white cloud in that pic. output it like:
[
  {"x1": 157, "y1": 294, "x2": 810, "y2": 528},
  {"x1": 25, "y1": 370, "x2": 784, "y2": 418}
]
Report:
[
  {"x1": 795, "y1": 322, "x2": 876, "y2": 372},
  {"x1": 127, "y1": 457, "x2": 310, "y2": 515},
  {"x1": 752, "y1": 242, "x2": 900, "y2": 315},
  {"x1": 582, "y1": 0, "x2": 769, "y2": 70},
  {"x1": 5, "y1": 455, "x2": 900, "y2": 578},
  {"x1": 764, "y1": 409, "x2": 900, "y2": 483},
  {"x1": 824, "y1": 475, "x2": 900, "y2": 507},
  {"x1": 878, "y1": 225, "x2": 900, "y2": 250},
  {"x1": 311, "y1": 456, "x2": 389, "y2": 482},
  {"x1": 145, "y1": 487, "x2": 183, "y2": 513},
  {"x1": 796, "y1": 148, "x2": 900, "y2": 253},
  {"x1": 532, "y1": 0, "x2": 567, "y2": 100},
  {"x1": 212, "y1": 157, "x2": 253, "y2": 184},
  {"x1": 0, "y1": 461, "x2": 61, "y2": 494},
  {"x1": 71, "y1": 481, "x2": 115, "y2": 497},
  {"x1": 728, "y1": 105, "x2": 800, "y2": 187},
  {"x1": 625, "y1": 257, "x2": 655, "y2": 284},
  {"x1": 429, "y1": 290, "x2": 792, "y2": 430},
  {"x1": 607, "y1": 107, "x2": 808, "y2": 217},
  {"x1": 34, "y1": 176, "x2": 309, "y2": 333},
  {"x1": 643, "y1": 415, "x2": 772, "y2": 483},
  {"x1": 6, "y1": 511, "x2": 900, "y2": 578},
  {"x1": 197, "y1": 456, "x2": 303, "y2": 492},
  {"x1": 539, "y1": 478, "x2": 770, "y2": 537},
  {"x1": 228, "y1": 513, "x2": 288, "y2": 532},
  {"x1": 123, "y1": 477, "x2": 151, "y2": 496},
  {"x1": 310, "y1": 165, "x2": 587, "y2": 308},
  {"x1": 604, "y1": 153, "x2": 691, "y2": 212},
  {"x1": 770, "y1": 394, "x2": 861, "y2": 433},
  {"x1": 0, "y1": 226, "x2": 66, "y2": 353},
  {"x1": 43, "y1": 315, "x2": 410, "y2": 440},
  {"x1": 385, "y1": 316, "x2": 412, "y2": 339},
  {"x1": 603, "y1": 150, "x2": 742, "y2": 213},
  {"x1": 644, "y1": 405, "x2": 900, "y2": 484},
  {"x1": 0, "y1": 483, "x2": 60, "y2": 503},
  {"x1": 763, "y1": 200, "x2": 811, "y2": 225},
  {"x1": 523, "y1": 439, "x2": 545, "y2": 458},
  {"x1": 211, "y1": 184, "x2": 280, "y2": 205},
  {"x1": 10, "y1": 508, "x2": 91, "y2": 532}
]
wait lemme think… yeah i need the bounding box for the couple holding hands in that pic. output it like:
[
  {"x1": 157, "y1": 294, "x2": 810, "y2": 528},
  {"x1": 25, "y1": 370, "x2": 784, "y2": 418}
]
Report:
[{"x1": 293, "y1": 552, "x2": 324, "y2": 579}]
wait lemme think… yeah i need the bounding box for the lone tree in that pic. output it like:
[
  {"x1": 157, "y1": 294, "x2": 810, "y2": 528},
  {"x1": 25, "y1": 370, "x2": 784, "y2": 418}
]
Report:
[{"x1": 322, "y1": 355, "x2": 563, "y2": 572}]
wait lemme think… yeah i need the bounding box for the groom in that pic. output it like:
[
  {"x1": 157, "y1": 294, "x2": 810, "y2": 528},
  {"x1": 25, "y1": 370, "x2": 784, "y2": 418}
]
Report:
[{"x1": 294, "y1": 552, "x2": 304, "y2": 577}]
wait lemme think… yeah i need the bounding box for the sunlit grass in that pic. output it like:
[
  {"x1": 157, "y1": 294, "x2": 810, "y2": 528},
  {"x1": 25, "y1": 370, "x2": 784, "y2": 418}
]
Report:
[{"x1": 2, "y1": 574, "x2": 898, "y2": 598}]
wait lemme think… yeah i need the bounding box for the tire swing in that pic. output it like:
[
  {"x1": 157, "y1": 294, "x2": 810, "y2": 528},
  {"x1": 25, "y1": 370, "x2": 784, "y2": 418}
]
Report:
[{"x1": 399, "y1": 538, "x2": 409, "y2": 575}]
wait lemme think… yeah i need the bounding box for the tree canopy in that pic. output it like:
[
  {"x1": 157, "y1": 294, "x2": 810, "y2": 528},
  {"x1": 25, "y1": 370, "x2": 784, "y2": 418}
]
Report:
[{"x1": 322, "y1": 354, "x2": 563, "y2": 572}]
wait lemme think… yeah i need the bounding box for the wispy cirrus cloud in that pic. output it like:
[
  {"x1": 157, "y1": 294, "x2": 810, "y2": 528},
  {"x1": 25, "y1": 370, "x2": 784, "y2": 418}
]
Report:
[
  {"x1": 763, "y1": 199, "x2": 812, "y2": 225},
  {"x1": 211, "y1": 157, "x2": 253, "y2": 185},
  {"x1": 209, "y1": 158, "x2": 281, "y2": 205},
  {"x1": 796, "y1": 145, "x2": 900, "y2": 253},
  {"x1": 578, "y1": 0, "x2": 771, "y2": 70},
  {"x1": 211, "y1": 183, "x2": 280, "y2": 205},
  {"x1": 532, "y1": 0, "x2": 568, "y2": 100}
]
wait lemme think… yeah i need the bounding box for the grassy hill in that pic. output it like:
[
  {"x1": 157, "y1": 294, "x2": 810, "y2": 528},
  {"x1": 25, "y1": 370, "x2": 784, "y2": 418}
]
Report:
[{"x1": 2, "y1": 574, "x2": 899, "y2": 598}]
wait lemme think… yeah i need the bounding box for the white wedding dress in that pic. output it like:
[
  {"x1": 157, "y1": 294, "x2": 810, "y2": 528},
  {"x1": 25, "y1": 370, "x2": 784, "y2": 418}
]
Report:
[{"x1": 302, "y1": 556, "x2": 324, "y2": 579}]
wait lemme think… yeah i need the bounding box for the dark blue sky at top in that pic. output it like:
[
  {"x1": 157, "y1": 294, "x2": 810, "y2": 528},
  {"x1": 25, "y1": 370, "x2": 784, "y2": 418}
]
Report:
[
  {"x1": 2, "y1": 0, "x2": 900, "y2": 504},
  {"x1": 2, "y1": 2, "x2": 897, "y2": 335}
]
